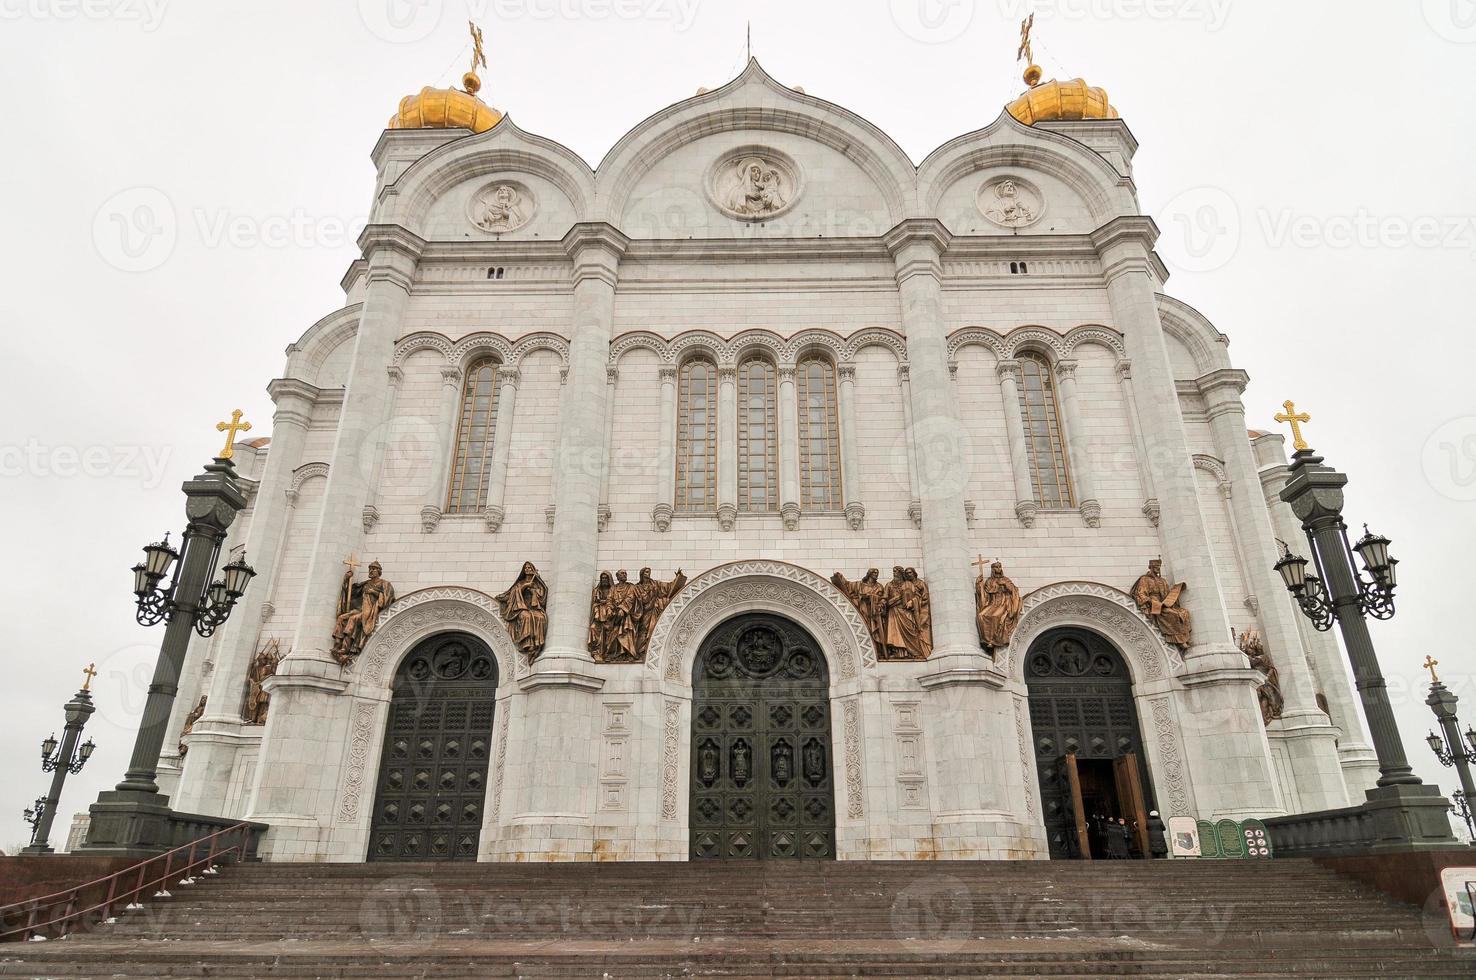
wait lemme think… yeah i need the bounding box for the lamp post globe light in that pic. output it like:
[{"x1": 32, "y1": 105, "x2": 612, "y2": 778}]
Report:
[
  {"x1": 20, "y1": 666, "x2": 100, "y2": 855},
  {"x1": 79, "y1": 415, "x2": 256, "y2": 857},
  {"x1": 1270, "y1": 401, "x2": 1456, "y2": 852}
]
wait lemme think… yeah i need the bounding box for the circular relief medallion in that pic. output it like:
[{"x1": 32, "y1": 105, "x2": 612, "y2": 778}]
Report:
[
  {"x1": 708, "y1": 149, "x2": 800, "y2": 221},
  {"x1": 977, "y1": 176, "x2": 1044, "y2": 229},
  {"x1": 468, "y1": 181, "x2": 535, "y2": 234}
]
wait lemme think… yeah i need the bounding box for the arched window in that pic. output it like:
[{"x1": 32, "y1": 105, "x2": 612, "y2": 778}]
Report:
[
  {"x1": 675, "y1": 357, "x2": 718, "y2": 513},
  {"x1": 1017, "y1": 352, "x2": 1074, "y2": 509},
  {"x1": 796, "y1": 355, "x2": 842, "y2": 511},
  {"x1": 446, "y1": 357, "x2": 502, "y2": 513},
  {"x1": 736, "y1": 356, "x2": 778, "y2": 512}
]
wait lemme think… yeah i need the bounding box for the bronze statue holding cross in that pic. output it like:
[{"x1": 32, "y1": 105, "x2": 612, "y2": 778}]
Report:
[
  {"x1": 974, "y1": 556, "x2": 1023, "y2": 653},
  {"x1": 331, "y1": 555, "x2": 395, "y2": 666}
]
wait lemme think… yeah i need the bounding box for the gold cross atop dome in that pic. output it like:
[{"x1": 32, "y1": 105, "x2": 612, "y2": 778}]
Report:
[
  {"x1": 216, "y1": 410, "x2": 252, "y2": 459},
  {"x1": 1017, "y1": 14, "x2": 1042, "y2": 87},
  {"x1": 1274, "y1": 400, "x2": 1312, "y2": 452},
  {"x1": 82, "y1": 663, "x2": 98, "y2": 691},
  {"x1": 466, "y1": 20, "x2": 488, "y2": 93},
  {"x1": 1424, "y1": 655, "x2": 1440, "y2": 683}
]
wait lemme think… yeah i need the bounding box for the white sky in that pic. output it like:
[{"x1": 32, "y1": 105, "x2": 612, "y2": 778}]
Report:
[{"x1": 1, "y1": 0, "x2": 1474, "y2": 849}]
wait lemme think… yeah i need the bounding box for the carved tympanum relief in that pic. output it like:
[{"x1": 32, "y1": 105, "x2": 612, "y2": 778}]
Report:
[
  {"x1": 977, "y1": 176, "x2": 1044, "y2": 229},
  {"x1": 469, "y1": 181, "x2": 534, "y2": 234},
  {"x1": 710, "y1": 150, "x2": 799, "y2": 221}
]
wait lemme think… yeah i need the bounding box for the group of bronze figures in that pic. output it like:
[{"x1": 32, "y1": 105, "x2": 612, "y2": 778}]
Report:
[
  {"x1": 588, "y1": 567, "x2": 688, "y2": 663},
  {"x1": 831, "y1": 567, "x2": 935, "y2": 661}
]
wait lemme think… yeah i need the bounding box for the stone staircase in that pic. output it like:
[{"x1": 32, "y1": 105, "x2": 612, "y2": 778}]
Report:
[{"x1": 2, "y1": 860, "x2": 1469, "y2": 978}]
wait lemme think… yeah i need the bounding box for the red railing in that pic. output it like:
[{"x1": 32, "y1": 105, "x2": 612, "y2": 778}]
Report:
[{"x1": 0, "y1": 822, "x2": 256, "y2": 943}]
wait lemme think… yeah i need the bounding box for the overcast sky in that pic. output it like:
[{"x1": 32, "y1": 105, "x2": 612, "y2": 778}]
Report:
[{"x1": 1, "y1": 1, "x2": 1473, "y2": 849}]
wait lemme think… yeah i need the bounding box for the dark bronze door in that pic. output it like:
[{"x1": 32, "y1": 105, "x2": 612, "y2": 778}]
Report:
[
  {"x1": 690, "y1": 614, "x2": 835, "y2": 860},
  {"x1": 369, "y1": 632, "x2": 497, "y2": 861},
  {"x1": 1025, "y1": 627, "x2": 1154, "y2": 860}
]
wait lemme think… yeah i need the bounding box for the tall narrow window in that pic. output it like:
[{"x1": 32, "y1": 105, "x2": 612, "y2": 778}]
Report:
[
  {"x1": 676, "y1": 357, "x2": 718, "y2": 513},
  {"x1": 446, "y1": 357, "x2": 501, "y2": 513},
  {"x1": 796, "y1": 355, "x2": 842, "y2": 511},
  {"x1": 736, "y1": 356, "x2": 778, "y2": 512},
  {"x1": 1017, "y1": 352, "x2": 1074, "y2": 509}
]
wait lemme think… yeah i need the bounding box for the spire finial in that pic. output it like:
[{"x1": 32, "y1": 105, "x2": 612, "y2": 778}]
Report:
[
  {"x1": 1274, "y1": 400, "x2": 1313, "y2": 452},
  {"x1": 1017, "y1": 14, "x2": 1042, "y2": 87},
  {"x1": 464, "y1": 20, "x2": 488, "y2": 95}
]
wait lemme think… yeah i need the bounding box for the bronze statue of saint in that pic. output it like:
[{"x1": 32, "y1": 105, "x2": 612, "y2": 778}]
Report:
[
  {"x1": 975, "y1": 561, "x2": 1023, "y2": 652},
  {"x1": 331, "y1": 560, "x2": 396, "y2": 665},
  {"x1": 633, "y1": 566, "x2": 686, "y2": 659},
  {"x1": 604, "y1": 570, "x2": 642, "y2": 663},
  {"x1": 244, "y1": 638, "x2": 282, "y2": 725},
  {"x1": 831, "y1": 568, "x2": 886, "y2": 657},
  {"x1": 905, "y1": 568, "x2": 934, "y2": 660},
  {"x1": 1238, "y1": 629, "x2": 1284, "y2": 725},
  {"x1": 496, "y1": 562, "x2": 549, "y2": 657},
  {"x1": 882, "y1": 566, "x2": 928, "y2": 661},
  {"x1": 1131, "y1": 559, "x2": 1192, "y2": 649},
  {"x1": 588, "y1": 571, "x2": 615, "y2": 661},
  {"x1": 178, "y1": 695, "x2": 207, "y2": 758}
]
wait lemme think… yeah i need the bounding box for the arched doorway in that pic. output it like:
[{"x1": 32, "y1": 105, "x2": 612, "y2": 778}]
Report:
[
  {"x1": 1025, "y1": 627, "x2": 1154, "y2": 860},
  {"x1": 690, "y1": 614, "x2": 835, "y2": 860},
  {"x1": 368, "y1": 632, "x2": 498, "y2": 861}
]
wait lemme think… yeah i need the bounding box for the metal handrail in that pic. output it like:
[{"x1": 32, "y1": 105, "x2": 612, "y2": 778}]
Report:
[{"x1": 0, "y1": 821, "x2": 254, "y2": 942}]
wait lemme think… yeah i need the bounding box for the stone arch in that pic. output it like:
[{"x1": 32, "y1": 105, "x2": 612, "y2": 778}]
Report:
[
  {"x1": 1156, "y1": 295, "x2": 1232, "y2": 376},
  {"x1": 1005, "y1": 581, "x2": 1179, "y2": 685},
  {"x1": 1061, "y1": 324, "x2": 1128, "y2": 361},
  {"x1": 947, "y1": 327, "x2": 1008, "y2": 361},
  {"x1": 353, "y1": 587, "x2": 523, "y2": 696},
  {"x1": 391, "y1": 331, "x2": 455, "y2": 367},
  {"x1": 285, "y1": 305, "x2": 362, "y2": 386},
  {"x1": 728, "y1": 330, "x2": 786, "y2": 367},
  {"x1": 287, "y1": 461, "x2": 329, "y2": 499},
  {"x1": 646, "y1": 561, "x2": 876, "y2": 686},
  {"x1": 1003, "y1": 325, "x2": 1070, "y2": 362},
  {"x1": 1193, "y1": 453, "x2": 1232, "y2": 493},
  {"x1": 841, "y1": 327, "x2": 908, "y2": 363}
]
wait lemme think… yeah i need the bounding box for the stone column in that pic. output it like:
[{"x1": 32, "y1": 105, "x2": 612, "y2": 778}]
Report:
[
  {"x1": 1116, "y1": 360, "x2": 1160, "y2": 526},
  {"x1": 1052, "y1": 360, "x2": 1101, "y2": 528},
  {"x1": 717, "y1": 365, "x2": 738, "y2": 531},
  {"x1": 896, "y1": 365, "x2": 922, "y2": 528},
  {"x1": 995, "y1": 360, "x2": 1038, "y2": 528},
  {"x1": 246, "y1": 226, "x2": 424, "y2": 856},
  {"x1": 1200, "y1": 369, "x2": 1348, "y2": 811},
  {"x1": 598, "y1": 365, "x2": 617, "y2": 531},
  {"x1": 360, "y1": 366, "x2": 403, "y2": 534},
  {"x1": 173, "y1": 383, "x2": 316, "y2": 815},
  {"x1": 652, "y1": 365, "x2": 677, "y2": 531},
  {"x1": 837, "y1": 363, "x2": 865, "y2": 530},
  {"x1": 884, "y1": 220, "x2": 1034, "y2": 857},
  {"x1": 482, "y1": 366, "x2": 520, "y2": 532},
  {"x1": 778, "y1": 364, "x2": 801, "y2": 530},
  {"x1": 420, "y1": 365, "x2": 463, "y2": 533},
  {"x1": 1092, "y1": 216, "x2": 1280, "y2": 819},
  {"x1": 1254, "y1": 432, "x2": 1380, "y2": 796}
]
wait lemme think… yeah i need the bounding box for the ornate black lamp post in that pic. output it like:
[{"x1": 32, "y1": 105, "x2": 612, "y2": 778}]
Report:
[
  {"x1": 81, "y1": 414, "x2": 256, "y2": 857},
  {"x1": 20, "y1": 666, "x2": 99, "y2": 854},
  {"x1": 1270, "y1": 401, "x2": 1455, "y2": 851},
  {"x1": 1422, "y1": 656, "x2": 1476, "y2": 841}
]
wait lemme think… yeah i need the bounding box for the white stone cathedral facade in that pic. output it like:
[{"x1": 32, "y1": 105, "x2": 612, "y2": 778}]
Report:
[{"x1": 162, "y1": 61, "x2": 1379, "y2": 863}]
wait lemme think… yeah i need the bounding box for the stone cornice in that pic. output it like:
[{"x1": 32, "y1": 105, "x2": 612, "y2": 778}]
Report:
[
  {"x1": 357, "y1": 223, "x2": 427, "y2": 263},
  {"x1": 561, "y1": 222, "x2": 632, "y2": 260},
  {"x1": 1090, "y1": 215, "x2": 1160, "y2": 253},
  {"x1": 267, "y1": 377, "x2": 323, "y2": 415},
  {"x1": 882, "y1": 218, "x2": 954, "y2": 257}
]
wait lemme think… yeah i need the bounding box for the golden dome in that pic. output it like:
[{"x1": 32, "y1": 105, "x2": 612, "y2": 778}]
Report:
[
  {"x1": 388, "y1": 71, "x2": 502, "y2": 134},
  {"x1": 1007, "y1": 77, "x2": 1119, "y2": 125}
]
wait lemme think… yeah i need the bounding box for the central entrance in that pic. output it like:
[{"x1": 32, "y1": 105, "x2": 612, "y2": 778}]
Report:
[
  {"x1": 1026, "y1": 627, "x2": 1155, "y2": 860},
  {"x1": 690, "y1": 613, "x2": 835, "y2": 860}
]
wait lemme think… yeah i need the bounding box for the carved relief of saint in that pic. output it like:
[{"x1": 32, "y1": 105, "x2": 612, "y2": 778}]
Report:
[
  {"x1": 831, "y1": 568, "x2": 886, "y2": 658},
  {"x1": 1131, "y1": 559, "x2": 1193, "y2": 649},
  {"x1": 496, "y1": 562, "x2": 549, "y2": 658},
  {"x1": 881, "y1": 566, "x2": 931, "y2": 661},
  {"x1": 331, "y1": 560, "x2": 396, "y2": 665},
  {"x1": 981, "y1": 177, "x2": 1042, "y2": 229},
  {"x1": 975, "y1": 560, "x2": 1023, "y2": 653},
  {"x1": 472, "y1": 183, "x2": 530, "y2": 233},
  {"x1": 588, "y1": 571, "x2": 615, "y2": 661},
  {"x1": 722, "y1": 157, "x2": 789, "y2": 218},
  {"x1": 243, "y1": 638, "x2": 283, "y2": 725}
]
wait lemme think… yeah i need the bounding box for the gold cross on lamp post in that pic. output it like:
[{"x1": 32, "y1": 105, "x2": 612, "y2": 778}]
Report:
[
  {"x1": 82, "y1": 663, "x2": 98, "y2": 691},
  {"x1": 1274, "y1": 400, "x2": 1312, "y2": 452},
  {"x1": 1424, "y1": 655, "x2": 1440, "y2": 684},
  {"x1": 215, "y1": 410, "x2": 252, "y2": 460}
]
